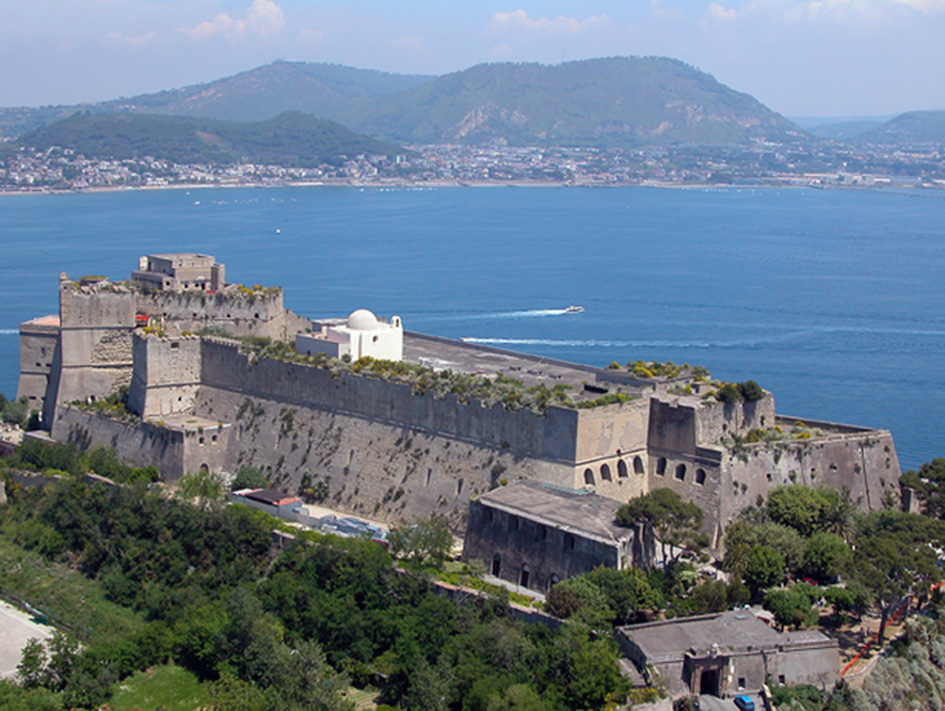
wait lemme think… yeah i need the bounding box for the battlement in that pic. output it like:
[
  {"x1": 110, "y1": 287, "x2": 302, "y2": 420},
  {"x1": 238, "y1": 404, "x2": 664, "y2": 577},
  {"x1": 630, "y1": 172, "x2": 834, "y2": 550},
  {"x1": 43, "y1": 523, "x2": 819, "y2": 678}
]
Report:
[{"x1": 25, "y1": 258, "x2": 903, "y2": 532}]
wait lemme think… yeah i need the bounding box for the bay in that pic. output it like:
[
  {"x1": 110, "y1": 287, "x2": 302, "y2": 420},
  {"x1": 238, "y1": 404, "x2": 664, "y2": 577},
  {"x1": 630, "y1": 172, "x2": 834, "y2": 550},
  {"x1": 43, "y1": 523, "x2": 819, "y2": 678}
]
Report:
[{"x1": 1, "y1": 185, "x2": 943, "y2": 471}]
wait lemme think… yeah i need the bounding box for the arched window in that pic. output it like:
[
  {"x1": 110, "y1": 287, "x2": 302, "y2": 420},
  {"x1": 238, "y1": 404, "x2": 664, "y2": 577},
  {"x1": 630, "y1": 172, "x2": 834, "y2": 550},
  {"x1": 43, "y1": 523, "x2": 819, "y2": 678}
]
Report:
[
  {"x1": 696, "y1": 468, "x2": 707, "y2": 485},
  {"x1": 617, "y1": 460, "x2": 628, "y2": 478},
  {"x1": 675, "y1": 463, "x2": 687, "y2": 481},
  {"x1": 600, "y1": 463, "x2": 612, "y2": 481},
  {"x1": 520, "y1": 565, "x2": 530, "y2": 588},
  {"x1": 634, "y1": 456, "x2": 645, "y2": 475},
  {"x1": 584, "y1": 468, "x2": 595, "y2": 485},
  {"x1": 656, "y1": 457, "x2": 667, "y2": 476},
  {"x1": 492, "y1": 554, "x2": 501, "y2": 577},
  {"x1": 564, "y1": 533, "x2": 575, "y2": 551}
]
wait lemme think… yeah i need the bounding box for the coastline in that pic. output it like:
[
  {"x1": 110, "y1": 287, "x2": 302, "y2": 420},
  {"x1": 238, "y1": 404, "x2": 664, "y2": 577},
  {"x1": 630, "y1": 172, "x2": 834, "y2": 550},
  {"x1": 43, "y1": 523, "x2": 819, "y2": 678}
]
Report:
[{"x1": 0, "y1": 176, "x2": 934, "y2": 197}]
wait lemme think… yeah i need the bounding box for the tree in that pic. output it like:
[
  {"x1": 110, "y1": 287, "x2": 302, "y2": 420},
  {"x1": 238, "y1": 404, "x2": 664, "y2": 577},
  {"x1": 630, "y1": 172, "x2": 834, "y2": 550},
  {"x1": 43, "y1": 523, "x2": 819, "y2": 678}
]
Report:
[
  {"x1": 388, "y1": 516, "x2": 453, "y2": 568},
  {"x1": 724, "y1": 519, "x2": 806, "y2": 576},
  {"x1": 547, "y1": 576, "x2": 614, "y2": 628},
  {"x1": 763, "y1": 588, "x2": 816, "y2": 630},
  {"x1": 744, "y1": 545, "x2": 785, "y2": 593},
  {"x1": 176, "y1": 469, "x2": 225, "y2": 510},
  {"x1": 901, "y1": 458, "x2": 945, "y2": 519},
  {"x1": 766, "y1": 484, "x2": 838, "y2": 537},
  {"x1": 231, "y1": 465, "x2": 268, "y2": 491},
  {"x1": 15, "y1": 638, "x2": 47, "y2": 689},
  {"x1": 850, "y1": 510, "x2": 945, "y2": 644},
  {"x1": 583, "y1": 567, "x2": 662, "y2": 624},
  {"x1": 616, "y1": 488, "x2": 707, "y2": 563},
  {"x1": 801, "y1": 532, "x2": 851, "y2": 581}
]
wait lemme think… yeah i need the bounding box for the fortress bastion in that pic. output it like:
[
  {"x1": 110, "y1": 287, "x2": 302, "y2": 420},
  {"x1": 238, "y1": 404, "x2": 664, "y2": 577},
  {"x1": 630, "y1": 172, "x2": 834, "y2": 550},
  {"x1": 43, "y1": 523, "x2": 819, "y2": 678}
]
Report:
[{"x1": 19, "y1": 256, "x2": 901, "y2": 539}]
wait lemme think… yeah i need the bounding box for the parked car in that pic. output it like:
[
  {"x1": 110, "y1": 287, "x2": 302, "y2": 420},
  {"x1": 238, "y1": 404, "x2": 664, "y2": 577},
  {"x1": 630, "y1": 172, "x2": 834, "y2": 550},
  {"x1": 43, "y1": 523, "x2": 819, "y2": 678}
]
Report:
[{"x1": 734, "y1": 695, "x2": 755, "y2": 711}]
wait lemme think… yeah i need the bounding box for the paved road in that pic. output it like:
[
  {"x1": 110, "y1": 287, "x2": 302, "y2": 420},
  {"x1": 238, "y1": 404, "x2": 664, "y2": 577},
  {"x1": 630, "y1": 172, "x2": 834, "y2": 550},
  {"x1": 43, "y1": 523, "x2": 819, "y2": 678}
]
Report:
[{"x1": 0, "y1": 600, "x2": 54, "y2": 679}]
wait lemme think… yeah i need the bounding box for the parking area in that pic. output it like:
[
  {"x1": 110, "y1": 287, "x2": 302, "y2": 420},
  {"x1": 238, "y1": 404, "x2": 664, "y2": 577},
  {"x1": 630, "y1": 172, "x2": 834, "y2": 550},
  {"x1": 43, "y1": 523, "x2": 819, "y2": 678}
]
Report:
[
  {"x1": 696, "y1": 694, "x2": 761, "y2": 711},
  {"x1": 0, "y1": 599, "x2": 54, "y2": 678}
]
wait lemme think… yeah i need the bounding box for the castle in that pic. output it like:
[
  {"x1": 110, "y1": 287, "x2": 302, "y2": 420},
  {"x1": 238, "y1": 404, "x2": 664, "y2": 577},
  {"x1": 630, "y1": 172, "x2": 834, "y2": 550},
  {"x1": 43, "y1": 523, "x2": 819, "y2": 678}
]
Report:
[{"x1": 18, "y1": 255, "x2": 901, "y2": 540}]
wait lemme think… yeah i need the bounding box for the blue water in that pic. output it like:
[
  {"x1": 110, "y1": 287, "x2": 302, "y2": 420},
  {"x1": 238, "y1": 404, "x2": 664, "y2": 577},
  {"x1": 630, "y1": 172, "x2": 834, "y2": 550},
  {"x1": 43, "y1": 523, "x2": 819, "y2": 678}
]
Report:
[{"x1": 1, "y1": 185, "x2": 943, "y2": 470}]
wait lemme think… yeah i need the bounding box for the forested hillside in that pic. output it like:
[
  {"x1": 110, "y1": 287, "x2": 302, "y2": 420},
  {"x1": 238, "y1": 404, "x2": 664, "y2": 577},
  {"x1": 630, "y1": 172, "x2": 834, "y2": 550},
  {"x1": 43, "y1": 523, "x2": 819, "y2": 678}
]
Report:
[{"x1": 14, "y1": 111, "x2": 404, "y2": 166}]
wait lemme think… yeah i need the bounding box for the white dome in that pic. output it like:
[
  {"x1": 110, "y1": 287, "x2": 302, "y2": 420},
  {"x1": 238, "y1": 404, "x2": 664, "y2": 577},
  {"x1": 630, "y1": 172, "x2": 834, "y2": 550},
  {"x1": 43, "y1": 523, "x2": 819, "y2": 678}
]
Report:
[{"x1": 347, "y1": 308, "x2": 381, "y2": 330}]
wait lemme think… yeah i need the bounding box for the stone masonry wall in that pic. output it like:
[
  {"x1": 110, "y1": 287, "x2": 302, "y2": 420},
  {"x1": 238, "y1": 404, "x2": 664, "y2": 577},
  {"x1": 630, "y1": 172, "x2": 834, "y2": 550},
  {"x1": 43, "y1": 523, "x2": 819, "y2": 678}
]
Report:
[
  {"x1": 194, "y1": 385, "x2": 575, "y2": 528},
  {"x1": 53, "y1": 286, "x2": 136, "y2": 411},
  {"x1": 136, "y1": 289, "x2": 289, "y2": 339},
  {"x1": 198, "y1": 338, "x2": 583, "y2": 462},
  {"x1": 128, "y1": 334, "x2": 202, "y2": 418},
  {"x1": 50, "y1": 407, "x2": 230, "y2": 481},
  {"x1": 716, "y1": 428, "x2": 900, "y2": 533}
]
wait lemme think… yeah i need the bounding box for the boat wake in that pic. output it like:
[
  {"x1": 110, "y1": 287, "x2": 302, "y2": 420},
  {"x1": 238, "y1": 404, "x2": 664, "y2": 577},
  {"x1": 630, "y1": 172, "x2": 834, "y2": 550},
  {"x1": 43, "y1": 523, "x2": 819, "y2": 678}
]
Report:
[
  {"x1": 0, "y1": 329, "x2": 17, "y2": 335},
  {"x1": 471, "y1": 308, "x2": 580, "y2": 320},
  {"x1": 461, "y1": 337, "x2": 715, "y2": 348}
]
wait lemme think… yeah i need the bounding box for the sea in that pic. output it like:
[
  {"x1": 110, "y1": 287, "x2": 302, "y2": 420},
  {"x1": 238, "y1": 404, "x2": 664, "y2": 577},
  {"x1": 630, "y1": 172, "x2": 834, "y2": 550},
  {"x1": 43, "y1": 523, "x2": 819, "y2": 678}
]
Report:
[{"x1": 1, "y1": 185, "x2": 943, "y2": 471}]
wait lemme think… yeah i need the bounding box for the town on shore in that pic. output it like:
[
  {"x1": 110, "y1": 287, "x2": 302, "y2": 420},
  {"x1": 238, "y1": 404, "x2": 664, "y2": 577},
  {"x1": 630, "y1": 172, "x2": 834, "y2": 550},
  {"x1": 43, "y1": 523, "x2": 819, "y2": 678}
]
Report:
[{"x1": 2, "y1": 139, "x2": 944, "y2": 193}]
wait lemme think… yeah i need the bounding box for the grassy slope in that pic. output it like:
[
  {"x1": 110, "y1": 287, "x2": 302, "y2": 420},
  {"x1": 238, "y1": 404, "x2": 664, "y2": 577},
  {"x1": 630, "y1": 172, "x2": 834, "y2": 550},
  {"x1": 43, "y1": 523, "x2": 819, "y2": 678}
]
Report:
[
  {"x1": 110, "y1": 664, "x2": 209, "y2": 711},
  {"x1": 0, "y1": 535, "x2": 145, "y2": 644}
]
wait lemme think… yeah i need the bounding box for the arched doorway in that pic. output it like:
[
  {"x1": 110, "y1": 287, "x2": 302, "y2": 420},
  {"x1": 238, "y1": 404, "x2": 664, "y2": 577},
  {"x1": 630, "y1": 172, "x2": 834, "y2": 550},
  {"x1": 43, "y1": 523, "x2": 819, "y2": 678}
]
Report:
[{"x1": 492, "y1": 553, "x2": 501, "y2": 577}]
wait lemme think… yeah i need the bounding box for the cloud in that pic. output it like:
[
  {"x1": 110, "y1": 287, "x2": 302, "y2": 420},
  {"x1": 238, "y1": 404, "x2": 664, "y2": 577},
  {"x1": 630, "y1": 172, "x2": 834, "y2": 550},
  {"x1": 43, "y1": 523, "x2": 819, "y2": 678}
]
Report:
[
  {"x1": 182, "y1": 0, "x2": 285, "y2": 40},
  {"x1": 707, "y1": 3, "x2": 738, "y2": 20},
  {"x1": 650, "y1": 0, "x2": 685, "y2": 20},
  {"x1": 103, "y1": 30, "x2": 164, "y2": 47},
  {"x1": 490, "y1": 9, "x2": 611, "y2": 34}
]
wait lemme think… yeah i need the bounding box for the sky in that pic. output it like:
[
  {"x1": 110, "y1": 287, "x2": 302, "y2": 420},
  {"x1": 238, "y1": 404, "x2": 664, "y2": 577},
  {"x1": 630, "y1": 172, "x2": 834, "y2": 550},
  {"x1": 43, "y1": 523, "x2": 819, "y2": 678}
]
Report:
[{"x1": 1, "y1": 0, "x2": 944, "y2": 117}]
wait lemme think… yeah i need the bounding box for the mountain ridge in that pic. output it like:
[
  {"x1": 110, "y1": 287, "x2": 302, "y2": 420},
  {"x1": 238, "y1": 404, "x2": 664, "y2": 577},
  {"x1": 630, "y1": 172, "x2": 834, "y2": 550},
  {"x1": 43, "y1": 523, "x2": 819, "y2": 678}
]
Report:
[{"x1": 0, "y1": 57, "x2": 804, "y2": 147}]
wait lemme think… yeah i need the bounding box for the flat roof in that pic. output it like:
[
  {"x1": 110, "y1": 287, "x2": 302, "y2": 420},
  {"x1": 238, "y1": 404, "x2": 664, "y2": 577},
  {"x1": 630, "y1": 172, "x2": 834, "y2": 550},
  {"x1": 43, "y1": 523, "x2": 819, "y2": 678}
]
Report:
[
  {"x1": 20, "y1": 315, "x2": 60, "y2": 330},
  {"x1": 477, "y1": 480, "x2": 632, "y2": 544},
  {"x1": 148, "y1": 253, "x2": 214, "y2": 261},
  {"x1": 403, "y1": 332, "x2": 642, "y2": 404},
  {"x1": 619, "y1": 611, "x2": 788, "y2": 660}
]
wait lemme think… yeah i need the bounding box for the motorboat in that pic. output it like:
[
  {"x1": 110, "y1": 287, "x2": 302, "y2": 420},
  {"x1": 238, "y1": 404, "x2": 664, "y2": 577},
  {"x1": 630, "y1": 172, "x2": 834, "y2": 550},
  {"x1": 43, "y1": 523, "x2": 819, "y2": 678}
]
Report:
[{"x1": 564, "y1": 305, "x2": 584, "y2": 313}]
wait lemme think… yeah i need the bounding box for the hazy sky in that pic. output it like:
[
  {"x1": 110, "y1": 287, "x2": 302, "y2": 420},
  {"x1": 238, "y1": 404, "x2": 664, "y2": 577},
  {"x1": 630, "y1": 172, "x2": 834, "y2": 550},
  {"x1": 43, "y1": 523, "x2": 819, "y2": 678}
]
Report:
[{"x1": 2, "y1": 0, "x2": 943, "y2": 117}]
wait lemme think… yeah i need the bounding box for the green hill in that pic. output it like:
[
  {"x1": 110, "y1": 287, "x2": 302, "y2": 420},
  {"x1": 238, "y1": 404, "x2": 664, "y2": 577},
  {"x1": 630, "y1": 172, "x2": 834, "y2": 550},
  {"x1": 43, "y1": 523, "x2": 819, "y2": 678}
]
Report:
[
  {"x1": 2, "y1": 57, "x2": 805, "y2": 147},
  {"x1": 14, "y1": 111, "x2": 405, "y2": 166},
  {"x1": 349, "y1": 57, "x2": 803, "y2": 146},
  {"x1": 0, "y1": 61, "x2": 434, "y2": 139},
  {"x1": 859, "y1": 110, "x2": 945, "y2": 145}
]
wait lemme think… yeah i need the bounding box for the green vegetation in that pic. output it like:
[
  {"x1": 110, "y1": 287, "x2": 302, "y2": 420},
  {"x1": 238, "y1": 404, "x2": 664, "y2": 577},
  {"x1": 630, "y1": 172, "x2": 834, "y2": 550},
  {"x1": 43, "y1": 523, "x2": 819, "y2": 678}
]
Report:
[
  {"x1": 16, "y1": 110, "x2": 404, "y2": 167},
  {"x1": 706, "y1": 379, "x2": 765, "y2": 404},
  {"x1": 230, "y1": 343, "x2": 622, "y2": 414},
  {"x1": 387, "y1": 515, "x2": 453, "y2": 568},
  {"x1": 70, "y1": 384, "x2": 140, "y2": 426},
  {"x1": 719, "y1": 421, "x2": 825, "y2": 448},
  {"x1": 1, "y1": 394, "x2": 35, "y2": 429},
  {"x1": 900, "y1": 457, "x2": 945, "y2": 517},
  {"x1": 354, "y1": 57, "x2": 799, "y2": 147},
  {"x1": 102, "y1": 664, "x2": 209, "y2": 711},
  {"x1": 1, "y1": 58, "x2": 801, "y2": 148},
  {"x1": 0, "y1": 468, "x2": 631, "y2": 710},
  {"x1": 616, "y1": 488, "x2": 708, "y2": 563}
]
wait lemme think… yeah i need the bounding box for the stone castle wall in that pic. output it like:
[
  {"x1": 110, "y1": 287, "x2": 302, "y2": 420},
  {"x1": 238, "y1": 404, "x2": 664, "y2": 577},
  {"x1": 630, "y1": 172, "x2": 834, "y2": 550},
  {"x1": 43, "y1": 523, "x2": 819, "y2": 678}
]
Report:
[
  {"x1": 52, "y1": 285, "x2": 136, "y2": 411},
  {"x1": 716, "y1": 423, "x2": 900, "y2": 530},
  {"x1": 136, "y1": 289, "x2": 294, "y2": 339},
  {"x1": 50, "y1": 407, "x2": 230, "y2": 481},
  {"x1": 128, "y1": 334, "x2": 203, "y2": 418},
  {"x1": 194, "y1": 385, "x2": 576, "y2": 527}
]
